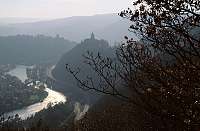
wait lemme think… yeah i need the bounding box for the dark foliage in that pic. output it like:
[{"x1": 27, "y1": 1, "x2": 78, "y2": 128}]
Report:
[
  {"x1": 67, "y1": 0, "x2": 200, "y2": 130},
  {"x1": 23, "y1": 102, "x2": 74, "y2": 128},
  {"x1": 53, "y1": 34, "x2": 115, "y2": 104},
  {"x1": 0, "y1": 103, "x2": 74, "y2": 130}
]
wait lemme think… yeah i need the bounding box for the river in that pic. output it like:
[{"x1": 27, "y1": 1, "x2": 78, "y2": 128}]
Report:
[
  {"x1": 7, "y1": 65, "x2": 31, "y2": 82},
  {"x1": 3, "y1": 65, "x2": 67, "y2": 120}
]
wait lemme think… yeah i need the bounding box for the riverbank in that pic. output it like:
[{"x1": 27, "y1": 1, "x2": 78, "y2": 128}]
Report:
[
  {"x1": 3, "y1": 87, "x2": 66, "y2": 120},
  {"x1": 0, "y1": 73, "x2": 48, "y2": 115},
  {"x1": 2, "y1": 89, "x2": 48, "y2": 115},
  {"x1": 1, "y1": 65, "x2": 66, "y2": 120}
]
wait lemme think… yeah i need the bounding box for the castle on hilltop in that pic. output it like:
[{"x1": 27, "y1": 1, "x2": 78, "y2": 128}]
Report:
[{"x1": 91, "y1": 32, "x2": 95, "y2": 40}]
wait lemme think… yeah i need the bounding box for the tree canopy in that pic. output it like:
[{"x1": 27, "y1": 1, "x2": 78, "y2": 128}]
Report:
[{"x1": 67, "y1": 0, "x2": 200, "y2": 130}]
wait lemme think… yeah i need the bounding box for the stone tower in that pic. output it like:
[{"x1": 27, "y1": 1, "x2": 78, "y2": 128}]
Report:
[{"x1": 91, "y1": 32, "x2": 95, "y2": 40}]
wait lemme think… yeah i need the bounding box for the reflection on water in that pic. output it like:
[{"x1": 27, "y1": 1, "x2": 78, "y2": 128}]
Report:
[
  {"x1": 7, "y1": 65, "x2": 32, "y2": 82},
  {"x1": 4, "y1": 88, "x2": 66, "y2": 120},
  {"x1": 4, "y1": 65, "x2": 67, "y2": 120}
]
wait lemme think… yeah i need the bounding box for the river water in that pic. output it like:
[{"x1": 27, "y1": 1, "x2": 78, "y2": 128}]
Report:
[
  {"x1": 3, "y1": 65, "x2": 67, "y2": 120},
  {"x1": 7, "y1": 65, "x2": 31, "y2": 82}
]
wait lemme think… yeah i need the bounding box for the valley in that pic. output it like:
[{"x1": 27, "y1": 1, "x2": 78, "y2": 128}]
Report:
[
  {"x1": 0, "y1": 0, "x2": 199, "y2": 130},
  {"x1": 0, "y1": 32, "x2": 116, "y2": 128}
]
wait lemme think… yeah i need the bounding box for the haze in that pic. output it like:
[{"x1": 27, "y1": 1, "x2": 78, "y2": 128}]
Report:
[{"x1": 0, "y1": 0, "x2": 132, "y2": 19}]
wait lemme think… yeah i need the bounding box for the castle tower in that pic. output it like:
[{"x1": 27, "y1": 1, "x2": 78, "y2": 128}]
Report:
[{"x1": 91, "y1": 32, "x2": 95, "y2": 40}]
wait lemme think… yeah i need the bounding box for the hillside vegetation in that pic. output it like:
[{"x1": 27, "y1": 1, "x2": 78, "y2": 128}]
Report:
[{"x1": 0, "y1": 35, "x2": 76, "y2": 65}]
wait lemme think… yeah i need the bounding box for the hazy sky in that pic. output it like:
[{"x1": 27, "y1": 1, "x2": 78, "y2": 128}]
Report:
[{"x1": 0, "y1": 0, "x2": 132, "y2": 19}]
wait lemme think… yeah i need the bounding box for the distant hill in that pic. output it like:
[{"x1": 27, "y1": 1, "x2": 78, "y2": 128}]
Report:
[
  {"x1": 0, "y1": 17, "x2": 42, "y2": 25},
  {"x1": 0, "y1": 14, "x2": 137, "y2": 45},
  {"x1": 53, "y1": 33, "x2": 114, "y2": 82},
  {"x1": 0, "y1": 35, "x2": 76, "y2": 65},
  {"x1": 52, "y1": 34, "x2": 115, "y2": 103}
]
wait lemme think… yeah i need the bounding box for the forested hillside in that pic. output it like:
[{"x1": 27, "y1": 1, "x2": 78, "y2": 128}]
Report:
[
  {"x1": 53, "y1": 34, "x2": 114, "y2": 83},
  {"x1": 0, "y1": 35, "x2": 76, "y2": 65},
  {"x1": 52, "y1": 34, "x2": 115, "y2": 104}
]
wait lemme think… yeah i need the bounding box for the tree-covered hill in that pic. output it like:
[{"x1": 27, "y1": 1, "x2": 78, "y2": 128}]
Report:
[
  {"x1": 52, "y1": 34, "x2": 115, "y2": 104},
  {"x1": 0, "y1": 35, "x2": 76, "y2": 65},
  {"x1": 52, "y1": 33, "x2": 114, "y2": 83}
]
